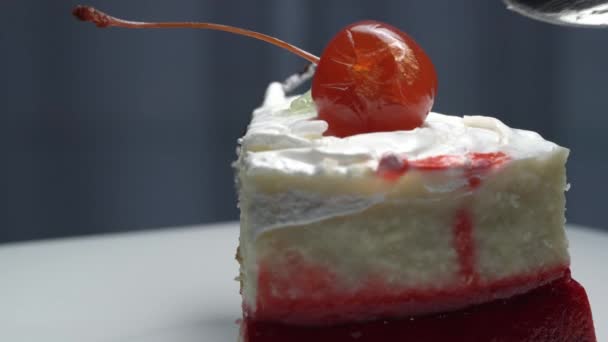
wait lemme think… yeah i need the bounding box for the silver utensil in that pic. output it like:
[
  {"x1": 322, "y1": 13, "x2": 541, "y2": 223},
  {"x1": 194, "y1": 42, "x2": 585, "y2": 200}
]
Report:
[{"x1": 504, "y1": 0, "x2": 608, "y2": 27}]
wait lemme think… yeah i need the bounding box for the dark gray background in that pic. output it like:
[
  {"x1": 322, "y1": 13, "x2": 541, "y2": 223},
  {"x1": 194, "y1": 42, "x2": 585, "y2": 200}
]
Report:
[{"x1": 1, "y1": 0, "x2": 607, "y2": 243}]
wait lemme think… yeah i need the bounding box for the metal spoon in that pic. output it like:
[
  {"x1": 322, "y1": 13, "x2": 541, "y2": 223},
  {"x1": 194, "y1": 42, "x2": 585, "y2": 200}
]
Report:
[{"x1": 504, "y1": 0, "x2": 608, "y2": 27}]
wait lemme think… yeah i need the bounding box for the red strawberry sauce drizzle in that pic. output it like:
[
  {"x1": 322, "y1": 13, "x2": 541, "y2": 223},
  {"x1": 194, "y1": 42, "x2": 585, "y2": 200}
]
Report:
[
  {"x1": 377, "y1": 152, "x2": 509, "y2": 179},
  {"x1": 378, "y1": 152, "x2": 510, "y2": 285},
  {"x1": 453, "y1": 208, "x2": 477, "y2": 284}
]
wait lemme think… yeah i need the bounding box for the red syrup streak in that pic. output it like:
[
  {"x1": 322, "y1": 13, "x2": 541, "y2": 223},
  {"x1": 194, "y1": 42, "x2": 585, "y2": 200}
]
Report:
[
  {"x1": 242, "y1": 270, "x2": 596, "y2": 342},
  {"x1": 379, "y1": 152, "x2": 510, "y2": 285},
  {"x1": 453, "y1": 209, "x2": 477, "y2": 284},
  {"x1": 377, "y1": 152, "x2": 509, "y2": 179}
]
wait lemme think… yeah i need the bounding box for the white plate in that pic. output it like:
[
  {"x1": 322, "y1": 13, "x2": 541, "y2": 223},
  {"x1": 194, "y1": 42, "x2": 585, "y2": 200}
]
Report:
[{"x1": 0, "y1": 222, "x2": 606, "y2": 341}]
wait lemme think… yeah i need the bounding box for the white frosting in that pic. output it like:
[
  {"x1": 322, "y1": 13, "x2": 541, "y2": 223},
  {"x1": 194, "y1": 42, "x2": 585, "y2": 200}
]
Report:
[
  {"x1": 238, "y1": 83, "x2": 567, "y2": 237},
  {"x1": 240, "y1": 82, "x2": 565, "y2": 177},
  {"x1": 247, "y1": 191, "x2": 385, "y2": 234}
]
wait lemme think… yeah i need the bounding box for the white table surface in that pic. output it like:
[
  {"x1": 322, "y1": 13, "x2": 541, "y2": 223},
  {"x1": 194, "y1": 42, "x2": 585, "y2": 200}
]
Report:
[{"x1": 0, "y1": 222, "x2": 606, "y2": 342}]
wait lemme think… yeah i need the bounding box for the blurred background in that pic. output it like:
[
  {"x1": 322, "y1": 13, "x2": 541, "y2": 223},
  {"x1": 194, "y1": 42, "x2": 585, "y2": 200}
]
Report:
[{"x1": 1, "y1": 0, "x2": 607, "y2": 243}]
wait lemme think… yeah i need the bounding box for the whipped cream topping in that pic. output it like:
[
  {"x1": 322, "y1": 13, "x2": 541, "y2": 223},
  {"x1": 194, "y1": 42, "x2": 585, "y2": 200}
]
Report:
[
  {"x1": 240, "y1": 82, "x2": 566, "y2": 177},
  {"x1": 237, "y1": 83, "x2": 568, "y2": 237},
  {"x1": 247, "y1": 190, "x2": 385, "y2": 234}
]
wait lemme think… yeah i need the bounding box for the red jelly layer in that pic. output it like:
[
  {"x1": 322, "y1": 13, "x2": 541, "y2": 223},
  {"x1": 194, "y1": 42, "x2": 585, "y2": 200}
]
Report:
[{"x1": 242, "y1": 272, "x2": 596, "y2": 342}]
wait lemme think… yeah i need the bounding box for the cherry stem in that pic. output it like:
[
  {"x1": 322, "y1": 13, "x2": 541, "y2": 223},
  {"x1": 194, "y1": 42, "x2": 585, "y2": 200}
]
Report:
[{"x1": 72, "y1": 5, "x2": 320, "y2": 65}]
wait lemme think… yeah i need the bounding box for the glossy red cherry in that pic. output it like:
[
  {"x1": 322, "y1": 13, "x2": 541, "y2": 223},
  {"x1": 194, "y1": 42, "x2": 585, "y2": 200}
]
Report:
[
  {"x1": 73, "y1": 7, "x2": 437, "y2": 137},
  {"x1": 312, "y1": 21, "x2": 437, "y2": 137}
]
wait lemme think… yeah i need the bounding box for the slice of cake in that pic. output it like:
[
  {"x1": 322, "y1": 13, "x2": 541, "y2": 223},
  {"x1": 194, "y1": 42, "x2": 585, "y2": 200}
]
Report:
[{"x1": 235, "y1": 83, "x2": 595, "y2": 341}]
